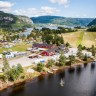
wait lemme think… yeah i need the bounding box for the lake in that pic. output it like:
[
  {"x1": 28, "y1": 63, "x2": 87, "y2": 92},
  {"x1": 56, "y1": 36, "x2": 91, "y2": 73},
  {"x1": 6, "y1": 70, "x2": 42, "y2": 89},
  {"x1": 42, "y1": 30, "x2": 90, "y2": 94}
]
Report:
[
  {"x1": 19, "y1": 26, "x2": 57, "y2": 37},
  {"x1": 1, "y1": 62, "x2": 96, "y2": 96},
  {"x1": 19, "y1": 28, "x2": 33, "y2": 37}
]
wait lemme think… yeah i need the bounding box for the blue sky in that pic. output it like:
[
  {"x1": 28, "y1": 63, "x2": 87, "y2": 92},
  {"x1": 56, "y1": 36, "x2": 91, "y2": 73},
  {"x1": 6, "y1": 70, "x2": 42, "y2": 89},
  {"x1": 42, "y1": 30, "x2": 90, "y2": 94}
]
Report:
[{"x1": 0, "y1": 0, "x2": 96, "y2": 18}]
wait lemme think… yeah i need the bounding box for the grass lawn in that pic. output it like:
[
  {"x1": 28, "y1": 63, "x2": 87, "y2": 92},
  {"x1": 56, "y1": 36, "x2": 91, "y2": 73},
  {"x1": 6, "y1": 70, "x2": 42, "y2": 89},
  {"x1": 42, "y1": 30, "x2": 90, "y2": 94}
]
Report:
[{"x1": 0, "y1": 42, "x2": 32, "y2": 53}]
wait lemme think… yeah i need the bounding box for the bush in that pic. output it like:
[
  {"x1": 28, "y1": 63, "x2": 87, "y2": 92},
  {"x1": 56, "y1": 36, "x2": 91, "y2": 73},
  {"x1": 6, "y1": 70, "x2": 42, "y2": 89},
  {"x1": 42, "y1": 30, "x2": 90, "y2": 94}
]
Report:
[{"x1": 37, "y1": 62, "x2": 44, "y2": 72}]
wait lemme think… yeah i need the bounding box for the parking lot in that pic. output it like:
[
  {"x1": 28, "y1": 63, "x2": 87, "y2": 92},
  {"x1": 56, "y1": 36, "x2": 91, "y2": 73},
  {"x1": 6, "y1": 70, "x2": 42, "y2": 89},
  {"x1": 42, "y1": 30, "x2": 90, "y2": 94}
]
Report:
[{"x1": 0, "y1": 54, "x2": 60, "y2": 69}]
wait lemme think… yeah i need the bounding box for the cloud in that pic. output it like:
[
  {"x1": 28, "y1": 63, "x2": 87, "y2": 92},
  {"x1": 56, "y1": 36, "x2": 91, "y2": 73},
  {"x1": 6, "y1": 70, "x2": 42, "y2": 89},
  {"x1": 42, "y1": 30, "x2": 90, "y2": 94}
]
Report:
[
  {"x1": 13, "y1": 6, "x2": 60, "y2": 17},
  {"x1": 0, "y1": 1, "x2": 14, "y2": 12},
  {"x1": 50, "y1": 0, "x2": 69, "y2": 7}
]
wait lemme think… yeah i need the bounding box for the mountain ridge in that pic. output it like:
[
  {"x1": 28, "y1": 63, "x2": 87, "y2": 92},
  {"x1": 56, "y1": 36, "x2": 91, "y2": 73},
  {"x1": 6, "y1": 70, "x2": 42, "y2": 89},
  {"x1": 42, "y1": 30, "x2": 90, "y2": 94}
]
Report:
[
  {"x1": 0, "y1": 11, "x2": 33, "y2": 29},
  {"x1": 87, "y1": 18, "x2": 96, "y2": 26},
  {"x1": 31, "y1": 15, "x2": 94, "y2": 26}
]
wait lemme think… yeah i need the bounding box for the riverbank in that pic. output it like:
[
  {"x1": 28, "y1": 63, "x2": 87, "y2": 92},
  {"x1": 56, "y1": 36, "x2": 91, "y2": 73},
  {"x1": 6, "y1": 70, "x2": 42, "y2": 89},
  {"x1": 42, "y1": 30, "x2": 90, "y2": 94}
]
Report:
[
  {"x1": 0, "y1": 71, "x2": 40, "y2": 91},
  {"x1": 0, "y1": 58, "x2": 95, "y2": 91}
]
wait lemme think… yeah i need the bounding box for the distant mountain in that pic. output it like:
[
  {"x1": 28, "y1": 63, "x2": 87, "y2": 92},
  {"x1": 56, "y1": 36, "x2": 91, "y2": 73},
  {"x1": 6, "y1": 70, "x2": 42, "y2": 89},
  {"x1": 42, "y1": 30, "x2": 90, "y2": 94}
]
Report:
[
  {"x1": 0, "y1": 11, "x2": 33, "y2": 29},
  {"x1": 87, "y1": 18, "x2": 96, "y2": 26},
  {"x1": 31, "y1": 16, "x2": 94, "y2": 26}
]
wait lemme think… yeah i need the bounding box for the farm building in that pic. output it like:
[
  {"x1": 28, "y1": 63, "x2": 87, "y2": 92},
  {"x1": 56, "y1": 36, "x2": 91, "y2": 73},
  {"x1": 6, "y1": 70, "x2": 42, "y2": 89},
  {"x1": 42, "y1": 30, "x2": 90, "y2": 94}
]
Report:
[
  {"x1": 33, "y1": 43, "x2": 56, "y2": 49},
  {"x1": 40, "y1": 47, "x2": 58, "y2": 56}
]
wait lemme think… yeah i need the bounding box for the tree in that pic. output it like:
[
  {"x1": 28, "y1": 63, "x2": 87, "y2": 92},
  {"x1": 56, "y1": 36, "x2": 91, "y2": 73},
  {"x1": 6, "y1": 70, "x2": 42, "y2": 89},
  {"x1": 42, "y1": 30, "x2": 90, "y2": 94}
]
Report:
[
  {"x1": 91, "y1": 45, "x2": 95, "y2": 57},
  {"x1": 9, "y1": 66, "x2": 18, "y2": 81},
  {"x1": 77, "y1": 44, "x2": 83, "y2": 59},
  {"x1": 66, "y1": 42, "x2": 70, "y2": 47},
  {"x1": 58, "y1": 54, "x2": 66, "y2": 66},
  {"x1": 87, "y1": 26, "x2": 96, "y2": 32},
  {"x1": 17, "y1": 64, "x2": 24, "y2": 73},
  {"x1": 2, "y1": 55, "x2": 10, "y2": 82},
  {"x1": 37, "y1": 62, "x2": 44, "y2": 72},
  {"x1": 9, "y1": 64, "x2": 24, "y2": 81},
  {"x1": 83, "y1": 54, "x2": 88, "y2": 61},
  {"x1": 68, "y1": 55, "x2": 75, "y2": 67},
  {"x1": 47, "y1": 59, "x2": 55, "y2": 68},
  {"x1": 45, "y1": 34, "x2": 53, "y2": 44},
  {"x1": 60, "y1": 36, "x2": 64, "y2": 44},
  {"x1": 77, "y1": 50, "x2": 83, "y2": 59},
  {"x1": 78, "y1": 44, "x2": 82, "y2": 52}
]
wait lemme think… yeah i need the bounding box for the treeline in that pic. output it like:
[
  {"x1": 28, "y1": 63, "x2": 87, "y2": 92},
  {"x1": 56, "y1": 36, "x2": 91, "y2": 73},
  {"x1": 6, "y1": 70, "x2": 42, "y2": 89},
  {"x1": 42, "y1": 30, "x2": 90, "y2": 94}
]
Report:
[
  {"x1": 27, "y1": 27, "x2": 77, "y2": 46},
  {"x1": 41, "y1": 27, "x2": 77, "y2": 34},
  {"x1": 2, "y1": 56, "x2": 24, "y2": 81},
  {"x1": 41, "y1": 27, "x2": 77, "y2": 45},
  {"x1": 42, "y1": 33, "x2": 64, "y2": 46},
  {"x1": 87, "y1": 26, "x2": 96, "y2": 32}
]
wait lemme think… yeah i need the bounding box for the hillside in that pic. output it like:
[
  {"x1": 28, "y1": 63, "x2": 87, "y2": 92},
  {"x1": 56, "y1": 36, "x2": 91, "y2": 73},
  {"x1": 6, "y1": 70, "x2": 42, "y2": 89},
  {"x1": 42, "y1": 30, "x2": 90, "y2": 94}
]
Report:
[
  {"x1": 87, "y1": 18, "x2": 96, "y2": 26},
  {"x1": 0, "y1": 11, "x2": 33, "y2": 29},
  {"x1": 31, "y1": 16, "x2": 93, "y2": 26}
]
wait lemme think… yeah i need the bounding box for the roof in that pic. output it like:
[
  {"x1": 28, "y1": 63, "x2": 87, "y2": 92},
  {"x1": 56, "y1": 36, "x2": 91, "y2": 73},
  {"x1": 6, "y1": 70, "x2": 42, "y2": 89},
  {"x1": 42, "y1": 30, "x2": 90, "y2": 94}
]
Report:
[
  {"x1": 33, "y1": 43, "x2": 55, "y2": 47},
  {"x1": 40, "y1": 47, "x2": 58, "y2": 53},
  {"x1": 41, "y1": 44, "x2": 65, "y2": 53},
  {"x1": 46, "y1": 47, "x2": 58, "y2": 53},
  {"x1": 58, "y1": 44, "x2": 65, "y2": 49}
]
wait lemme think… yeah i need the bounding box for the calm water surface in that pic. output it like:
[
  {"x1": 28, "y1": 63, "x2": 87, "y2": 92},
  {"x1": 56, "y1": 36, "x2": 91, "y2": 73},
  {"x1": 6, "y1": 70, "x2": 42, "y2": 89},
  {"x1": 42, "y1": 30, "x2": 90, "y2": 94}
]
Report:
[{"x1": 1, "y1": 63, "x2": 96, "y2": 96}]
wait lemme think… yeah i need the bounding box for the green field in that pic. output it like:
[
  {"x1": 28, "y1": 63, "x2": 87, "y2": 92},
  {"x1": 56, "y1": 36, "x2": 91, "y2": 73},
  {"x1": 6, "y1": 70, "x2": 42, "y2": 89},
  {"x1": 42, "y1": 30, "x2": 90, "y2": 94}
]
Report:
[
  {"x1": 0, "y1": 42, "x2": 31, "y2": 53},
  {"x1": 62, "y1": 29, "x2": 96, "y2": 47}
]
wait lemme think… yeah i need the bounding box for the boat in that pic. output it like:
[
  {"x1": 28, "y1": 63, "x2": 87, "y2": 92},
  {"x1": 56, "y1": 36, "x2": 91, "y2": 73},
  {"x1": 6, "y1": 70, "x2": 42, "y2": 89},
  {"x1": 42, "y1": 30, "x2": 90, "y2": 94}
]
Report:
[
  {"x1": 47, "y1": 70, "x2": 53, "y2": 74},
  {"x1": 52, "y1": 68, "x2": 58, "y2": 71},
  {"x1": 60, "y1": 79, "x2": 64, "y2": 86}
]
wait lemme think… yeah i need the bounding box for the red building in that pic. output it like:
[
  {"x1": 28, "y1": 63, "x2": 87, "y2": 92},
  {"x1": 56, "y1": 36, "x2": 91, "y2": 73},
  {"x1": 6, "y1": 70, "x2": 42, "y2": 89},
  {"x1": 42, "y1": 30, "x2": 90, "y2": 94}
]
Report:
[
  {"x1": 33, "y1": 43, "x2": 56, "y2": 49},
  {"x1": 40, "y1": 47, "x2": 58, "y2": 56}
]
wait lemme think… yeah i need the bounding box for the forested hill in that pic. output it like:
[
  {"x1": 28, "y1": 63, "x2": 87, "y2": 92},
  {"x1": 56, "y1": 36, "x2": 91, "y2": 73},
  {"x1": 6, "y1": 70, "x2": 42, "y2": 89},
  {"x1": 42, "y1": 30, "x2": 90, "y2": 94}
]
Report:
[
  {"x1": 31, "y1": 16, "x2": 93, "y2": 26},
  {"x1": 87, "y1": 18, "x2": 96, "y2": 26},
  {"x1": 0, "y1": 11, "x2": 33, "y2": 29}
]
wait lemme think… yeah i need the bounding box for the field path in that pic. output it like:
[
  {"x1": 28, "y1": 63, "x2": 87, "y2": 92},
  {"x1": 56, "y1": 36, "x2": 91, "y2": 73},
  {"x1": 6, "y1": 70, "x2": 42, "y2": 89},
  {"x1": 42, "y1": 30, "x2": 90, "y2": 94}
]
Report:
[{"x1": 76, "y1": 31, "x2": 84, "y2": 46}]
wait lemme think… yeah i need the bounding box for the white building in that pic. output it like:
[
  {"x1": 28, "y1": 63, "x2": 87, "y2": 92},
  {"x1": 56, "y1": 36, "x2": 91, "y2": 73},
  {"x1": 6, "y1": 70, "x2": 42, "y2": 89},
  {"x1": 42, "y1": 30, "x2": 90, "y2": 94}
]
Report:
[
  {"x1": 64, "y1": 48, "x2": 78, "y2": 58},
  {"x1": 0, "y1": 54, "x2": 2, "y2": 59},
  {"x1": 82, "y1": 50, "x2": 92, "y2": 57}
]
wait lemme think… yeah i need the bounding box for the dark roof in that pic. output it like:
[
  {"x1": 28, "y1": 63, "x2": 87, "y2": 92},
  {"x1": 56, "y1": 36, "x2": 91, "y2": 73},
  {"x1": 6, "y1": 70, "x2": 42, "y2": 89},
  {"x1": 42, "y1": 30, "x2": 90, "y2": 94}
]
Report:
[
  {"x1": 33, "y1": 43, "x2": 55, "y2": 47},
  {"x1": 46, "y1": 47, "x2": 58, "y2": 53}
]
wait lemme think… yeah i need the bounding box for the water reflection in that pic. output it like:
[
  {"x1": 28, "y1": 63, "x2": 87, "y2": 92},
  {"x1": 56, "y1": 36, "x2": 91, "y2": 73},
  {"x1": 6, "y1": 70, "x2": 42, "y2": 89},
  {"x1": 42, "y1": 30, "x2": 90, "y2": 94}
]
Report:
[
  {"x1": 58, "y1": 70, "x2": 65, "y2": 79},
  {"x1": 91, "y1": 62, "x2": 95, "y2": 70},
  {"x1": 84, "y1": 62, "x2": 88, "y2": 68},
  {"x1": 76, "y1": 65, "x2": 82, "y2": 73},
  {"x1": 38, "y1": 75, "x2": 45, "y2": 82},
  {"x1": 68, "y1": 67, "x2": 75, "y2": 73}
]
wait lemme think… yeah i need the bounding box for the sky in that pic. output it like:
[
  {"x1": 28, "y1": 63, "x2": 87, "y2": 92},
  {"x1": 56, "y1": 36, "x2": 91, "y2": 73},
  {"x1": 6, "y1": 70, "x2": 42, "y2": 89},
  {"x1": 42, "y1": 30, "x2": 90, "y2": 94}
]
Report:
[{"x1": 0, "y1": 0, "x2": 96, "y2": 18}]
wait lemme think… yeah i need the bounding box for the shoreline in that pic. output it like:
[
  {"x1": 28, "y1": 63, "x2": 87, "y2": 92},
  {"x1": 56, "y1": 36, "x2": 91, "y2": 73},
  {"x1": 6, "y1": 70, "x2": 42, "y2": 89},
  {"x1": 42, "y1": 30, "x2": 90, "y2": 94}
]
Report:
[{"x1": 0, "y1": 59, "x2": 94, "y2": 91}]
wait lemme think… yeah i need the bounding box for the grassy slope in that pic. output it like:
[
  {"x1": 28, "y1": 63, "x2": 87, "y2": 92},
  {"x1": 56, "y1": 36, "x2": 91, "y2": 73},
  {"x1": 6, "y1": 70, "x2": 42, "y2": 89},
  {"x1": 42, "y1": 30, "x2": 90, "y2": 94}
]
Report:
[
  {"x1": 82, "y1": 31, "x2": 96, "y2": 47},
  {"x1": 62, "y1": 29, "x2": 96, "y2": 47},
  {"x1": 62, "y1": 30, "x2": 81, "y2": 47}
]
